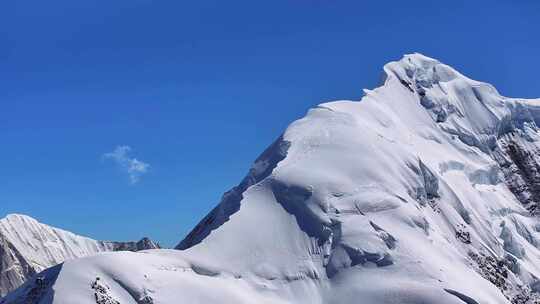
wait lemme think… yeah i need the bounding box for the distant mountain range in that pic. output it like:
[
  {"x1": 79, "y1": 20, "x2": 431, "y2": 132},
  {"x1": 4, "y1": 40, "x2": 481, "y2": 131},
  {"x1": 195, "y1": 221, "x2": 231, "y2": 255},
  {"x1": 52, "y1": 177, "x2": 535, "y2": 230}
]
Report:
[{"x1": 0, "y1": 214, "x2": 159, "y2": 296}]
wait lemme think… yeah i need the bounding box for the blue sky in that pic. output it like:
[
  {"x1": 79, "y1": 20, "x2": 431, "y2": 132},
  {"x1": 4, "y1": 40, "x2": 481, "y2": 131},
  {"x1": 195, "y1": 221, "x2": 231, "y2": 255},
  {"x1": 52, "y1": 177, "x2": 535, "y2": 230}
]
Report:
[{"x1": 1, "y1": 0, "x2": 539, "y2": 247}]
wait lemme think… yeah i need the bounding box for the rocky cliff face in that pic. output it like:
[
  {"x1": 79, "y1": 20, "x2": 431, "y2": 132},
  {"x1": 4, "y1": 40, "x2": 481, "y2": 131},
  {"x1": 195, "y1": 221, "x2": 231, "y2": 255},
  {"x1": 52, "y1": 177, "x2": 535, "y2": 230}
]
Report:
[
  {"x1": 107, "y1": 237, "x2": 160, "y2": 252},
  {"x1": 0, "y1": 214, "x2": 158, "y2": 297},
  {"x1": 495, "y1": 133, "x2": 540, "y2": 215},
  {"x1": 0, "y1": 234, "x2": 36, "y2": 298}
]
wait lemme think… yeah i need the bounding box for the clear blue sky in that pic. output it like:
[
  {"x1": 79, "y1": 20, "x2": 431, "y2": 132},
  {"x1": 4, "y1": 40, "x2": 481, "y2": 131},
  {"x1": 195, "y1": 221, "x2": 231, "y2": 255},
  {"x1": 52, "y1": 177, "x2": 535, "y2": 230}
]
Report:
[{"x1": 1, "y1": 0, "x2": 539, "y2": 247}]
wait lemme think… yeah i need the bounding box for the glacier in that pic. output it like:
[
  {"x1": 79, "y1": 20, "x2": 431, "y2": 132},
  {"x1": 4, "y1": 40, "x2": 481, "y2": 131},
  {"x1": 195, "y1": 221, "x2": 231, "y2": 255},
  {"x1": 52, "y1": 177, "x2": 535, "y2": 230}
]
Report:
[
  {"x1": 0, "y1": 214, "x2": 159, "y2": 297},
  {"x1": 5, "y1": 53, "x2": 540, "y2": 304}
]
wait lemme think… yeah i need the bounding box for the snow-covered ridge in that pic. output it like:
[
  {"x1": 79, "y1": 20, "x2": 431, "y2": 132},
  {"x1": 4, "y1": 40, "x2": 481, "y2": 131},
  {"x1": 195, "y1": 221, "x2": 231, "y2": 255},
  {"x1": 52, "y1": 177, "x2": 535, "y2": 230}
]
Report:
[
  {"x1": 382, "y1": 54, "x2": 540, "y2": 153},
  {"x1": 6, "y1": 53, "x2": 540, "y2": 304},
  {"x1": 0, "y1": 214, "x2": 158, "y2": 297}
]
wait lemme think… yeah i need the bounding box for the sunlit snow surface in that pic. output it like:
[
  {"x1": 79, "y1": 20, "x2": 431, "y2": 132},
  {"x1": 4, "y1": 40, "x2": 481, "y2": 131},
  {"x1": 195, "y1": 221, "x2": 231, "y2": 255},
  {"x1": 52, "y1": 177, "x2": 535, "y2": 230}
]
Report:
[
  {"x1": 0, "y1": 215, "x2": 158, "y2": 297},
  {"x1": 0, "y1": 214, "x2": 119, "y2": 296},
  {"x1": 6, "y1": 54, "x2": 540, "y2": 304}
]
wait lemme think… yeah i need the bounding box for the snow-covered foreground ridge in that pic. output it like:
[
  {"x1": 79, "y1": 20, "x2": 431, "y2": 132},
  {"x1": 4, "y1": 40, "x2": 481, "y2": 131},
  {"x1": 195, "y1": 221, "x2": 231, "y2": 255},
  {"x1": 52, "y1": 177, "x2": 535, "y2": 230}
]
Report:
[
  {"x1": 0, "y1": 214, "x2": 159, "y2": 297},
  {"x1": 7, "y1": 53, "x2": 540, "y2": 304}
]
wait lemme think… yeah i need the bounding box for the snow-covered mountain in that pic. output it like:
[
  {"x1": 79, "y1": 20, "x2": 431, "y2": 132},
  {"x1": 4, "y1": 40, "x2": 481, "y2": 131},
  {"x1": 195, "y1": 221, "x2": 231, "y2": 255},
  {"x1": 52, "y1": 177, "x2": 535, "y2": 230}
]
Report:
[
  {"x1": 0, "y1": 214, "x2": 159, "y2": 297},
  {"x1": 6, "y1": 53, "x2": 540, "y2": 304}
]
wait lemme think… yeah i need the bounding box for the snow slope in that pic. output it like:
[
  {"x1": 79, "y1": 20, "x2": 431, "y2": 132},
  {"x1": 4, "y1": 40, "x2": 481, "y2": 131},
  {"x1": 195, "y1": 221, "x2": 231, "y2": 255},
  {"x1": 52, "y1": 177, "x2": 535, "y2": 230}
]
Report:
[
  {"x1": 0, "y1": 214, "x2": 158, "y2": 297},
  {"x1": 6, "y1": 53, "x2": 540, "y2": 304}
]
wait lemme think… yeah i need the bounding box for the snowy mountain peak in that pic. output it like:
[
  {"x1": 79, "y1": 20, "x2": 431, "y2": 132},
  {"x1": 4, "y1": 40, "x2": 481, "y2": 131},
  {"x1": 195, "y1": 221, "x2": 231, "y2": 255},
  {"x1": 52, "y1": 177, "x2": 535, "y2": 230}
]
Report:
[
  {"x1": 169, "y1": 53, "x2": 540, "y2": 303},
  {"x1": 2, "y1": 214, "x2": 37, "y2": 223},
  {"x1": 6, "y1": 54, "x2": 540, "y2": 304},
  {"x1": 384, "y1": 53, "x2": 540, "y2": 154},
  {"x1": 4, "y1": 213, "x2": 29, "y2": 219},
  {"x1": 0, "y1": 214, "x2": 159, "y2": 297}
]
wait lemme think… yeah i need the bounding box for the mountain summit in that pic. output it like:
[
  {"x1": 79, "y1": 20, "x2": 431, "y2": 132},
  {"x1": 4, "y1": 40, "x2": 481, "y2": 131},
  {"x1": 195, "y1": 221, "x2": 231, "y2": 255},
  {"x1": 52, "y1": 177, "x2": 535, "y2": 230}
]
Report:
[
  {"x1": 6, "y1": 54, "x2": 540, "y2": 304},
  {"x1": 0, "y1": 214, "x2": 159, "y2": 297}
]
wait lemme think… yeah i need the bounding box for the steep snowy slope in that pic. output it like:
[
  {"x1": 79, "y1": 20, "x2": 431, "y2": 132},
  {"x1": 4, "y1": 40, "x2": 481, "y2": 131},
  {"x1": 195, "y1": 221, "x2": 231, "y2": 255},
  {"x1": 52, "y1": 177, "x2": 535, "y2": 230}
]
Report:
[
  {"x1": 0, "y1": 214, "x2": 159, "y2": 297},
  {"x1": 6, "y1": 54, "x2": 540, "y2": 304}
]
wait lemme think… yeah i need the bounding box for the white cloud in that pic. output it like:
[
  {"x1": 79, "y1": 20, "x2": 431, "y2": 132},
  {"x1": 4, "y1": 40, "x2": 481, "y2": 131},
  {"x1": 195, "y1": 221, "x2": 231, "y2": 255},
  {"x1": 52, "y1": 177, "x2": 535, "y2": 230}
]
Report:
[{"x1": 103, "y1": 146, "x2": 150, "y2": 184}]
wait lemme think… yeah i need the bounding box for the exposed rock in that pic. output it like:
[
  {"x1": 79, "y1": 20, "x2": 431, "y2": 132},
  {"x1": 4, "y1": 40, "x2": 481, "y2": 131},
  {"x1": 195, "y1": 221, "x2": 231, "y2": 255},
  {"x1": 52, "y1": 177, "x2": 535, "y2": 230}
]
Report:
[
  {"x1": 469, "y1": 252, "x2": 510, "y2": 291},
  {"x1": 456, "y1": 224, "x2": 472, "y2": 244},
  {"x1": 92, "y1": 278, "x2": 120, "y2": 304},
  {"x1": 108, "y1": 237, "x2": 160, "y2": 252},
  {"x1": 496, "y1": 134, "x2": 540, "y2": 215}
]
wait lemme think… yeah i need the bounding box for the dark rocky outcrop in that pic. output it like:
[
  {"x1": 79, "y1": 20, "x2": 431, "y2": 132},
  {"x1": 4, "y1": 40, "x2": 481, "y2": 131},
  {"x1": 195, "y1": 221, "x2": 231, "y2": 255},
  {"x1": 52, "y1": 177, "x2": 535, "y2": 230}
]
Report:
[
  {"x1": 495, "y1": 133, "x2": 540, "y2": 215},
  {"x1": 107, "y1": 237, "x2": 160, "y2": 252}
]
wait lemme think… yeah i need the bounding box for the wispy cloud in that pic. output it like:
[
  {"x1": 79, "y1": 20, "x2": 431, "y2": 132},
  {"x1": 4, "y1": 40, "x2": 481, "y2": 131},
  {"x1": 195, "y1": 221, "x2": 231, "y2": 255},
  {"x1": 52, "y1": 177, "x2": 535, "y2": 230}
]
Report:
[{"x1": 103, "y1": 146, "x2": 150, "y2": 184}]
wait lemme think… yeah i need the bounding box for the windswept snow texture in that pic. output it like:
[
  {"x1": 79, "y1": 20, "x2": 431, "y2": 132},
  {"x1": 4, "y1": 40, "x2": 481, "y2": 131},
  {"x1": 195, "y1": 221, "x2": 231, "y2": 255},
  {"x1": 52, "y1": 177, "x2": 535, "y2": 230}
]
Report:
[
  {"x1": 0, "y1": 214, "x2": 158, "y2": 297},
  {"x1": 7, "y1": 54, "x2": 540, "y2": 304}
]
